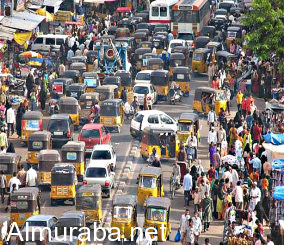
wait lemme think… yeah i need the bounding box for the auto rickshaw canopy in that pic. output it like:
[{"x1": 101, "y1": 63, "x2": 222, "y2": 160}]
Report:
[
  {"x1": 115, "y1": 70, "x2": 132, "y2": 87},
  {"x1": 28, "y1": 131, "x2": 51, "y2": 142},
  {"x1": 70, "y1": 56, "x2": 87, "y2": 64},
  {"x1": 108, "y1": 26, "x2": 118, "y2": 35},
  {"x1": 51, "y1": 163, "x2": 75, "y2": 186},
  {"x1": 151, "y1": 70, "x2": 169, "y2": 82},
  {"x1": 39, "y1": 150, "x2": 61, "y2": 172},
  {"x1": 100, "y1": 99, "x2": 123, "y2": 116},
  {"x1": 0, "y1": 153, "x2": 21, "y2": 174},
  {"x1": 173, "y1": 67, "x2": 190, "y2": 82},
  {"x1": 147, "y1": 58, "x2": 164, "y2": 70},
  {"x1": 142, "y1": 53, "x2": 158, "y2": 61},
  {"x1": 62, "y1": 70, "x2": 80, "y2": 81},
  {"x1": 48, "y1": 235, "x2": 79, "y2": 245},
  {"x1": 86, "y1": 51, "x2": 98, "y2": 61},
  {"x1": 153, "y1": 31, "x2": 168, "y2": 38},
  {"x1": 62, "y1": 141, "x2": 85, "y2": 153},
  {"x1": 170, "y1": 53, "x2": 185, "y2": 67},
  {"x1": 76, "y1": 184, "x2": 102, "y2": 210},
  {"x1": 116, "y1": 28, "x2": 130, "y2": 38},
  {"x1": 146, "y1": 196, "x2": 171, "y2": 210},
  {"x1": 139, "y1": 166, "x2": 163, "y2": 178},
  {"x1": 80, "y1": 92, "x2": 100, "y2": 102},
  {"x1": 95, "y1": 85, "x2": 116, "y2": 101},
  {"x1": 58, "y1": 211, "x2": 85, "y2": 227},
  {"x1": 11, "y1": 187, "x2": 39, "y2": 201},
  {"x1": 67, "y1": 83, "x2": 86, "y2": 92},
  {"x1": 206, "y1": 41, "x2": 222, "y2": 51},
  {"x1": 135, "y1": 48, "x2": 152, "y2": 61},
  {"x1": 194, "y1": 36, "x2": 210, "y2": 49},
  {"x1": 142, "y1": 127, "x2": 176, "y2": 145},
  {"x1": 137, "y1": 41, "x2": 153, "y2": 49},
  {"x1": 201, "y1": 26, "x2": 216, "y2": 39},
  {"x1": 171, "y1": 46, "x2": 189, "y2": 58},
  {"x1": 194, "y1": 87, "x2": 226, "y2": 101},
  {"x1": 227, "y1": 26, "x2": 242, "y2": 38},
  {"x1": 178, "y1": 112, "x2": 199, "y2": 123},
  {"x1": 77, "y1": 184, "x2": 101, "y2": 197},
  {"x1": 136, "y1": 22, "x2": 150, "y2": 30},
  {"x1": 69, "y1": 62, "x2": 86, "y2": 72},
  {"x1": 22, "y1": 111, "x2": 43, "y2": 121},
  {"x1": 59, "y1": 97, "x2": 79, "y2": 106},
  {"x1": 113, "y1": 195, "x2": 137, "y2": 206},
  {"x1": 103, "y1": 76, "x2": 121, "y2": 90}
]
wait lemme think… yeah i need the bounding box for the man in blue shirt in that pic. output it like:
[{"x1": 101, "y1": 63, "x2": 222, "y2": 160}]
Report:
[
  {"x1": 183, "y1": 169, "x2": 192, "y2": 207},
  {"x1": 246, "y1": 111, "x2": 254, "y2": 129},
  {"x1": 168, "y1": 31, "x2": 174, "y2": 43},
  {"x1": 249, "y1": 155, "x2": 262, "y2": 175}
]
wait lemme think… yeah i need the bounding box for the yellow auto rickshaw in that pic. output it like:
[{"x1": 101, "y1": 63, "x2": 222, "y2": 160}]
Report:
[
  {"x1": 134, "y1": 48, "x2": 152, "y2": 71},
  {"x1": 147, "y1": 58, "x2": 164, "y2": 71},
  {"x1": 226, "y1": 26, "x2": 242, "y2": 48},
  {"x1": 205, "y1": 41, "x2": 222, "y2": 63},
  {"x1": 193, "y1": 87, "x2": 227, "y2": 114},
  {"x1": 192, "y1": 48, "x2": 211, "y2": 74},
  {"x1": 62, "y1": 70, "x2": 80, "y2": 84},
  {"x1": 96, "y1": 85, "x2": 116, "y2": 102},
  {"x1": 169, "y1": 53, "x2": 185, "y2": 76},
  {"x1": 0, "y1": 217, "x2": 10, "y2": 245},
  {"x1": 0, "y1": 153, "x2": 21, "y2": 187},
  {"x1": 152, "y1": 35, "x2": 168, "y2": 54},
  {"x1": 66, "y1": 83, "x2": 86, "y2": 100},
  {"x1": 10, "y1": 187, "x2": 40, "y2": 227},
  {"x1": 141, "y1": 127, "x2": 179, "y2": 160},
  {"x1": 50, "y1": 163, "x2": 77, "y2": 206},
  {"x1": 216, "y1": 51, "x2": 237, "y2": 70},
  {"x1": 115, "y1": 70, "x2": 133, "y2": 92},
  {"x1": 82, "y1": 72, "x2": 100, "y2": 92},
  {"x1": 137, "y1": 166, "x2": 164, "y2": 206},
  {"x1": 59, "y1": 97, "x2": 80, "y2": 129},
  {"x1": 150, "y1": 70, "x2": 169, "y2": 100},
  {"x1": 21, "y1": 111, "x2": 43, "y2": 146},
  {"x1": 111, "y1": 195, "x2": 138, "y2": 242},
  {"x1": 51, "y1": 78, "x2": 73, "y2": 97},
  {"x1": 27, "y1": 131, "x2": 52, "y2": 167},
  {"x1": 144, "y1": 196, "x2": 171, "y2": 242},
  {"x1": 177, "y1": 112, "x2": 200, "y2": 145},
  {"x1": 103, "y1": 76, "x2": 122, "y2": 98},
  {"x1": 76, "y1": 184, "x2": 102, "y2": 225},
  {"x1": 171, "y1": 46, "x2": 190, "y2": 66},
  {"x1": 79, "y1": 92, "x2": 100, "y2": 124},
  {"x1": 61, "y1": 141, "x2": 85, "y2": 182},
  {"x1": 141, "y1": 53, "x2": 158, "y2": 71},
  {"x1": 57, "y1": 211, "x2": 86, "y2": 245},
  {"x1": 38, "y1": 150, "x2": 61, "y2": 187},
  {"x1": 100, "y1": 99, "x2": 124, "y2": 133},
  {"x1": 172, "y1": 67, "x2": 191, "y2": 96},
  {"x1": 86, "y1": 51, "x2": 98, "y2": 72},
  {"x1": 69, "y1": 62, "x2": 86, "y2": 83}
]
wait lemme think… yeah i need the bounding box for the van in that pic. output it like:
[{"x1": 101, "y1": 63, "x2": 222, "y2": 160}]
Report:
[{"x1": 31, "y1": 34, "x2": 69, "y2": 53}]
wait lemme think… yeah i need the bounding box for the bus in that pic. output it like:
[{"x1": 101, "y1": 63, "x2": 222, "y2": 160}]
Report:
[
  {"x1": 171, "y1": 0, "x2": 211, "y2": 36},
  {"x1": 149, "y1": 0, "x2": 179, "y2": 28}
]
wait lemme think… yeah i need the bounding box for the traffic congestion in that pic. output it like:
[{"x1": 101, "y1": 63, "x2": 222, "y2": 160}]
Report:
[{"x1": 0, "y1": 0, "x2": 283, "y2": 244}]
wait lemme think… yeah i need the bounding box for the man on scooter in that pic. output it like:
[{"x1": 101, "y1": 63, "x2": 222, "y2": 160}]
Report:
[{"x1": 149, "y1": 148, "x2": 161, "y2": 168}]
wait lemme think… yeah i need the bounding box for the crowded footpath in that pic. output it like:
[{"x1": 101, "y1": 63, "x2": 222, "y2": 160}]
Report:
[{"x1": 0, "y1": 0, "x2": 283, "y2": 244}]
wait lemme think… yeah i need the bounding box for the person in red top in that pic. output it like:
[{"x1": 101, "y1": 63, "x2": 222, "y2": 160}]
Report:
[
  {"x1": 241, "y1": 96, "x2": 247, "y2": 118},
  {"x1": 207, "y1": 164, "x2": 216, "y2": 180},
  {"x1": 211, "y1": 76, "x2": 219, "y2": 89},
  {"x1": 245, "y1": 95, "x2": 255, "y2": 116},
  {"x1": 252, "y1": 122, "x2": 261, "y2": 144}
]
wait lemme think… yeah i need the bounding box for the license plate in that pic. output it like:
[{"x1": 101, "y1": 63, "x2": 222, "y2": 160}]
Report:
[{"x1": 54, "y1": 132, "x2": 63, "y2": 135}]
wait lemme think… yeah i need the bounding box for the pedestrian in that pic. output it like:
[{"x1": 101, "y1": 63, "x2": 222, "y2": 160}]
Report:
[
  {"x1": 183, "y1": 169, "x2": 193, "y2": 207},
  {"x1": 143, "y1": 94, "x2": 149, "y2": 110},
  {"x1": 193, "y1": 188, "x2": 201, "y2": 213},
  {"x1": 26, "y1": 165, "x2": 38, "y2": 187},
  {"x1": 249, "y1": 181, "x2": 261, "y2": 211},
  {"x1": 208, "y1": 127, "x2": 217, "y2": 146},
  {"x1": 224, "y1": 87, "x2": 231, "y2": 115},
  {"x1": 67, "y1": 48, "x2": 75, "y2": 62},
  {"x1": 6, "y1": 103, "x2": 15, "y2": 138},
  {"x1": 208, "y1": 143, "x2": 216, "y2": 165},
  {"x1": 18, "y1": 164, "x2": 26, "y2": 188},
  {"x1": 203, "y1": 238, "x2": 211, "y2": 245},
  {"x1": 192, "y1": 211, "x2": 202, "y2": 242},
  {"x1": 201, "y1": 192, "x2": 213, "y2": 232},
  {"x1": 30, "y1": 85, "x2": 37, "y2": 111},
  {"x1": 8, "y1": 172, "x2": 21, "y2": 193},
  {"x1": 16, "y1": 103, "x2": 25, "y2": 137},
  {"x1": 58, "y1": 62, "x2": 65, "y2": 76},
  {"x1": 5, "y1": 183, "x2": 17, "y2": 212},
  {"x1": 196, "y1": 160, "x2": 204, "y2": 176},
  {"x1": 0, "y1": 128, "x2": 8, "y2": 151},
  {"x1": 231, "y1": 181, "x2": 243, "y2": 209},
  {"x1": 199, "y1": 179, "x2": 210, "y2": 198},
  {"x1": 211, "y1": 179, "x2": 219, "y2": 219},
  {"x1": 207, "y1": 63, "x2": 214, "y2": 87},
  {"x1": 207, "y1": 108, "x2": 216, "y2": 129},
  {"x1": 179, "y1": 209, "x2": 190, "y2": 233},
  {"x1": 6, "y1": 142, "x2": 15, "y2": 153},
  {"x1": 26, "y1": 72, "x2": 35, "y2": 99},
  {"x1": 0, "y1": 170, "x2": 7, "y2": 203},
  {"x1": 39, "y1": 87, "x2": 47, "y2": 111},
  {"x1": 181, "y1": 218, "x2": 195, "y2": 245}
]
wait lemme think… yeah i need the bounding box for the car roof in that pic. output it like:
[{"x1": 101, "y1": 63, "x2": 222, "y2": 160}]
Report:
[
  {"x1": 81, "y1": 123, "x2": 104, "y2": 130},
  {"x1": 87, "y1": 161, "x2": 110, "y2": 168},
  {"x1": 170, "y1": 39, "x2": 185, "y2": 44},
  {"x1": 134, "y1": 83, "x2": 152, "y2": 87},
  {"x1": 26, "y1": 215, "x2": 55, "y2": 222},
  {"x1": 136, "y1": 110, "x2": 167, "y2": 116},
  {"x1": 137, "y1": 70, "x2": 154, "y2": 74},
  {"x1": 50, "y1": 114, "x2": 70, "y2": 120},
  {"x1": 92, "y1": 144, "x2": 113, "y2": 150}
]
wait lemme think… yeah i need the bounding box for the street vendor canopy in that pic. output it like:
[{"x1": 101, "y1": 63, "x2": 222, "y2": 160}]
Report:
[
  {"x1": 273, "y1": 186, "x2": 284, "y2": 200},
  {"x1": 262, "y1": 143, "x2": 284, "y2": 162},
  {"x1": 272, "y1": 159, "x2": 284, "y2": 172},
  {"x1": 14, "y1": 32, "x2": 32, "y2": 45},
  {"x1": 263, "y1": 132, "x2": 284, "y2": 145}
]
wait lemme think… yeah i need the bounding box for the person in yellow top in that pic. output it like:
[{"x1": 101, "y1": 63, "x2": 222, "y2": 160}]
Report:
[{"x1": 236, "y1": 90, "x2": 243, "y2": 113}]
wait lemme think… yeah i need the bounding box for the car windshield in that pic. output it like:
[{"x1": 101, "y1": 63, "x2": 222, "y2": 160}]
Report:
[
  {"x1": 170, "y1": 42, "x2": 182, "y2": 49},
  {"x1": 136, "y1": 73, "x2": 151, "y2": 81},
  {"x1": 23, "y1": 221, "x2": 47, "y2": 228},
  {"x1": 92, "y1": 150, "x2": 112, "y2": 160},
  {"x1": 139, "y1": 176, "x2": 156, "y2": 188},
  {"x1": 147, "y1": 208, "x2": 167, "y2": 222},
  {"x1": 48, "y1": 119, "x2": 68, "y2": 131},
  {"x1": 177, "y1": 33, "x2": 194, "y2": 40},
  {"x1": 192, "y1": 53, "x2": 203, "y2": 61},
  {"x1": 113, "y1": 206, "x2": 132, "y2": 219},
  {"x1": 85, "y1": 167, "x2": 107, "y2": 178},
  {"x1": 81, "y1": 129, "x2": 100, "y2": 138},
  {"x1": 178, "y1": 122, "x2": 193, "y2": 131},
  {"x1": 134, "y1": 86, "x2": 149, "y2": 94}
]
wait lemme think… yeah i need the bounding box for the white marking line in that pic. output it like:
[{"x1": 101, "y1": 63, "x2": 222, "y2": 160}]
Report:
[{"x1": 114, "y1": 143, "x2": 120, "y2": 144}]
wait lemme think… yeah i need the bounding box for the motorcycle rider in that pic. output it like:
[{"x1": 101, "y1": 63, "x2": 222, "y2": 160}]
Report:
[
  {"x1": 49, "y1": 87, "x2": 59, "y2": 114},
  {"x1": 89, "y1": 100, "x2": 100, "y2": 123},
  {"x1": 149, "y1": 147, "x2": 161, "y2": 168},
  {"x1": 131, "y1": 96, "x2": 140, "y2": 114}
]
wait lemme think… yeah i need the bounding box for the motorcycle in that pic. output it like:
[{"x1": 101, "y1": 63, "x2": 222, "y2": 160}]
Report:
[
  {"x1": 169, "y1": 87, "x2": 182, "y2": 105},
  {"x1": 48, "y1": 99, "x2": 59, "y2": 115}
]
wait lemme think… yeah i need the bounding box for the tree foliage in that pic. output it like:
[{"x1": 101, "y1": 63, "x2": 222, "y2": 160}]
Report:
[{"x1": 242, "y1": 0, "x2": 284, "y2": 60}]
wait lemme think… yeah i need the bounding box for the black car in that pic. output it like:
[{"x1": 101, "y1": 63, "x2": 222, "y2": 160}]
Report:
[{"x1": 47, "y1": 114, "x2": 73, "y2": 147}]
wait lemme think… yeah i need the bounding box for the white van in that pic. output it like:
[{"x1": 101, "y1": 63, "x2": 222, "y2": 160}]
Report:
[{"x1": 31, "y1": 34, "x2": 69, "y2": 53}]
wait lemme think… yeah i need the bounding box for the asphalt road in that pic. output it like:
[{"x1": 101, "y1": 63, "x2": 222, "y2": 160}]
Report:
[{"x1": 0, "y1": 73, "x2": 266, "y2": 245}]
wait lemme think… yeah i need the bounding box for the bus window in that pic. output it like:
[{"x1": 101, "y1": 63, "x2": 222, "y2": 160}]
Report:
[
  {"x1": 152, "y1": 7, "x2": 159, "y2": 17},
  {"x1": 160, "y1": 7, "x2": 167, "y2": 17},
  {"x1": 172, "y1": 11, "x2": 184, "y2": 22}
]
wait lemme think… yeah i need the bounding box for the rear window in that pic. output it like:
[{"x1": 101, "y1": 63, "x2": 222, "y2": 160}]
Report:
[
  {"x1": 136, "y1": 73, "x2": 151, "y2": 81},
  {"x1": 34, "y1": 37, "x2": 43, "y2": 44},
  {"x1": 92, "y1": 150, "x2": 112, "y2": 160},
  {"x1": 170, "y1": 42, "x2": 183, "y2": 49},
  {"x1": 46, "y1": 38, "x2": 55, "y2": 45},
  {"x1": 80, "y1": 129, "x2": 100, "y2": 138},
  {"x1": 56, "y1": 38, "x2": 64, "y2": 45},
  {"x1": 177, "y1": 33, "x2": 194, "y2": 40},
  {"x1": 23, "y1": 221, "x2": 47, "y2": 228},
  {"x1": 134, "y1": 113, "x2": 144, "y2": 123},
  {"x1": 134, "y1": 86, "x2": 149, "y2": 94},
  {"x1": 86, "y1": 167, "x2": 107, "y2": 178},
  {"x1": 48, "y1": 119, "x2": 68, "y2": 131}
]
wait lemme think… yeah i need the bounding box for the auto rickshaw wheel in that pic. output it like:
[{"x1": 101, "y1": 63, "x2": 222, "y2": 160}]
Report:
[{"x1": 51, "y1": 199, "x2": 57, "y2": 206}]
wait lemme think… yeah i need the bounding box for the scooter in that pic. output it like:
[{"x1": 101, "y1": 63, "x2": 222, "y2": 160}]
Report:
[
  {"x1": 169, "y1": 88, "x2": 182, "y2": 105},
  {"x1": 124, "y1": 102, "x2": 135, "y2": 120},
  {"x1": 48, "y1": 99, "x2": 59, "y2": 115}
]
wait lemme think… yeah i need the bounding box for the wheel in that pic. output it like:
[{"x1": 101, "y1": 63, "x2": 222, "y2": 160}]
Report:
[
  {"x1": 72, "y1": 198, "x2": 76, "y2": 206},
  {"x1": 51, "y1": 199, "x2": 57, "y2": 206}
]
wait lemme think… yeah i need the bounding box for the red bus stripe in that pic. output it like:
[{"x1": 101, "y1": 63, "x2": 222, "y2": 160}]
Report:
[{"x1": 149, "y1": 20, "x2": 171, "y2": 23}]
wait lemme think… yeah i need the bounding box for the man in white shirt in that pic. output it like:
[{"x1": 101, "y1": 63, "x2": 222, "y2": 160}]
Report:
[
  {"x1": 8, "y1": 172, "x2": 21, "y2": 193},
  {"x1": 183, "y1": 169, "x2": 192, "y2": 207},
  {"x1": 217, "y1": 125, "x2": 226, "y2": 148},
  {"x1": 267, "y1": 234, "x2": 274, "y2": 245},
  {"x1": 179, "y1": 209, "x2": 190, "y2": 233},
  {"x1": 249, "y1": 182, "x2": 261, "y2": 211},
  {"x1": 192, "y1": 211, "x2": 202, "y2": 242},
  {"x1": 6, "y1": 104, "x2": 15, "y2": 137},
  {"x1": 75, "y1": 49, "x2": 82, "y2": 57},
  {"x1": 222, "y1": 166, "x2": 233, "y2": 186},
  {"x1": 67, "y1": 48, "x2": 74, "y2": 62},
  {"x1": 208, "y1": 127, "x2": 217, "y2": 146},
  {"x1": 231, "y1": 181, "x2": 243, "y2": 209},
  {"x1": 207, "y1": 108, "x2": 217, "y2": 129},
  {"x1": 69, "y1": 35, "x2": 76, "y2": 48},
  {"x1": 26, "y1": 166, "x2": 37, "y2": 187},
  {"x1": 186, "y1": 132, "x2": 198, "y2": 159}
]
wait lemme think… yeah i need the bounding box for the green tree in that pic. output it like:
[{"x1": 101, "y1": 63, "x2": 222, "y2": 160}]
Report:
[{"x1": 242, "y1": 0, "x2": 284, "y2": 61}]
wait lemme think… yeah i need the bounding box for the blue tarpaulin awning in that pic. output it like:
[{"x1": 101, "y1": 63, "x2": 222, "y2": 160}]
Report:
[
  {"x1": 273, "y1": 186, "x2": 284, "y2": 201},
  {"x1": 263, "y1": 132, "x2": 284, "y2": 145}
]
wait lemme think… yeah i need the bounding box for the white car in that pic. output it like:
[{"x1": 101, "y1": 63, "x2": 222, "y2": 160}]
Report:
[
  {"x1": 90, "y1": 144, "x2": 117, "y2": 170},
  {"x1": 83, "y1": 162, "x2": 115, "y2": 198},
  {"x1": 133, "y1": 83, "x2": 158, "y2": 110},
  {"x1": 134, "y1": 70, "x2": 153, "y2": 84},
  {"x1": 130, "y1": 110, "x2": 177, "y2": 138},
  {"x1": 168, "y1": 39, "x2": 187, "y2": 54}
]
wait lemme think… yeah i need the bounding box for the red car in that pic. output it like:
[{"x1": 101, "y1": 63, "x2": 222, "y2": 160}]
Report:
[{"x1": 78, "y1": 124, "x2": 111, "y2": 154}]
